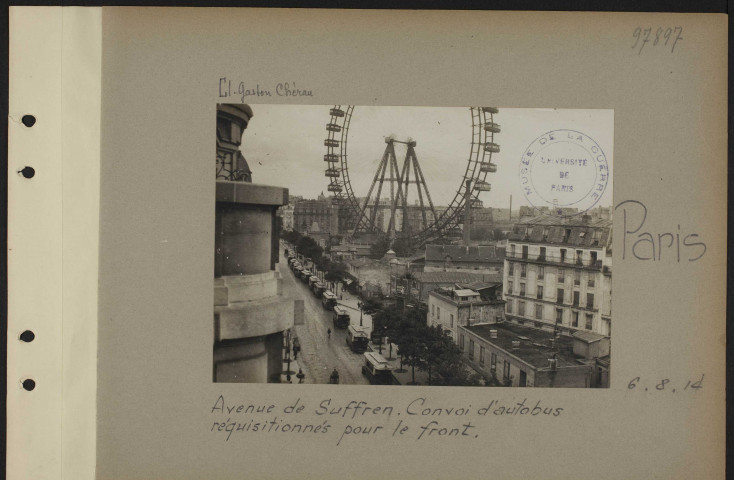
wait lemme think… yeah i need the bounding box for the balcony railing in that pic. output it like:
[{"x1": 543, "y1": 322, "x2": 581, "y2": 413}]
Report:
[{"x1": 506, "y1": 252, "x2": 603, "y2": 270}]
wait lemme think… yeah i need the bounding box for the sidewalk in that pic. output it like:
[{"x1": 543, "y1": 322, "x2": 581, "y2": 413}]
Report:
[{"x1": 336, "y1": 290, "x2": 374, "y2": 335}]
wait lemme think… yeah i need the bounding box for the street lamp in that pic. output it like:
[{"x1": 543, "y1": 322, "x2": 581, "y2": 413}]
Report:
[{"x1": 358, "y1": 301, "x2": 363, "y2": 326}]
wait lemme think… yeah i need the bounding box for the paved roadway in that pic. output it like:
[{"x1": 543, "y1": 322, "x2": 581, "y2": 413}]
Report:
[{"x1": 278, "y1": 249, "x2": 369, "y2": 385}]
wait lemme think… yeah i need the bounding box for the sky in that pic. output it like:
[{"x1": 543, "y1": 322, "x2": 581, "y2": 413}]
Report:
[{"x1": 239, "y1": 105, "x2": 614, "y2": 210}]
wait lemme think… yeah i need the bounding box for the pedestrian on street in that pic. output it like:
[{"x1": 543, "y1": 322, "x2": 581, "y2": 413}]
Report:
[
  {"x1": 327, "y1": 328, "x2": 331, "y2": 339},
  {"x1": 286, "y1": 374, "x2": 292, "y2": 384},
  {"x1": 296, "y1": 369, "x2": 305, "y2": 384}
]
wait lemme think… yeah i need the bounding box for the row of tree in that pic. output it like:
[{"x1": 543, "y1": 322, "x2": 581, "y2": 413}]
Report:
[
  {"x1": 280, "y1": 230, "x2": 349, "y2": 284},
  {"x1": 372, "y1": 301, "x2": 483, "y2": 386}
]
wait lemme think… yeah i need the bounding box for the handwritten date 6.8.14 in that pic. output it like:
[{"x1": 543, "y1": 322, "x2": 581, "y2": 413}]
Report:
[
  {"x1": 628, "y1": 374, "x2": 703, "y2": 393},
  {"x1": 632, "y1": 26, "x2": 683, "y2": 54}
]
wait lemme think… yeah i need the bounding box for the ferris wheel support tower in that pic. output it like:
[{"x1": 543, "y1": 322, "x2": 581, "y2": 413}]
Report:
[{"x1": 352, "y1": 138, "x2": 438, "y2": 241}]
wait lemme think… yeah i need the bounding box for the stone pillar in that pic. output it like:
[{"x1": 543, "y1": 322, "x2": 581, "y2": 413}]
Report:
[{"x1": 213, "y1": 181, "x2": 292, "y2": 383}]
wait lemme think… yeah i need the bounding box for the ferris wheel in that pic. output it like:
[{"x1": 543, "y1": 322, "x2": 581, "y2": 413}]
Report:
[{"x1": 323, "y1": 106, "x2": 500, "y2": 246}]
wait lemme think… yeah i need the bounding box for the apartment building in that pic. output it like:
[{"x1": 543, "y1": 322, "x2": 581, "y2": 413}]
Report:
[{"x1": 503, "y1": 214, "x2": 612, "y2": 337}]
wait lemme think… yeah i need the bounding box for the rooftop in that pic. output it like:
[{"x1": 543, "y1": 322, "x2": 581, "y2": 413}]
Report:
[
  {"x1": 463, "y1": 322, "x2": 584, "y2": 369},
  {"x1": 508, "y1": 214, "x2": 612, "y2": 248},
  {"x1": 412, "y1": 271, "x2": 503, "y2": 284},
  {"x1": 425, "y1": 244, "x2": 505, "y2": 263}
]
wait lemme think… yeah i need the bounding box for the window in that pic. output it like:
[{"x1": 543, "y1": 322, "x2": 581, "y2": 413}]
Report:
[
  {"x1": 509, "y1": 244, "x2": 515, "y2": 257},
  {"x1": 520, "y1": 283, "x2": 526, "y2": 296},
  {"x1": 586, "y1": 293, "x2": 595, "y2": 309},
  {"x1": 538, "y1": 266, "x2": 545, "y2": 280},
  {"x1": 576, "y1": 250, "x2": 584, "y2": 266},
  {"x1": 508, "y1": 262, "x2": 514, "y2": 275},
  {"x1": 506, "y1": 301, "x2": 513, "y2": 314},
  {"x1": 432, "y1": 304, "x2": 435, "y2": 317},
  {"x1": 573, "y1": 291, "x2": 580, "y2": 306},
  {"x1": 535, "y1": 303, "x2": 543, "y2": 319},
  {"x1": 437, "y1": 307, "x2": 441, "y2": 320},
  {"x1": 537, "y1": 285, "x2": 544, "y2": 299},
  {"x1": 450, "y1": 314, "x2": 454, "y2": 328},
  {"x1": 469, "y1": 340, "x2": 475, "y2": 359},
  {"x1": 539, "y1": 246, "x2": 546, "y2": 260},
  {"x1": 555, "y1": 308, "x2": 563, "y2": 324},
  {"x1": 588, "y1": 277, "x2": 595, "y2": 288},
  {"x1": 479, "y1": 346, "x2": 485, "y2": 364},
  {"x1": 490, "y1": 353, "x2": 497, "y2": 372},
  {"x1": 507, "y1": 280, "x2": 514, "y2": 295},
  {"x1": 459, "y1": 334, "x2": 465, "y2": 350},
  {"x1": 585, "y1": 314, "x2": 593, "y2": 330},
  {"x1": 563, "y1": 229, "x2": 571, "y2": 243},
  {"x1": 503, "y1": 361, "x2": 511, "y2": 381},
  {"x1": 560, "y1": 249, "x2": 567, "y2": 262},
  {"x1": 557, "y1": 288, "x2": 564, "y2": 304},
  {"x1": 574, "y1": 270, "x2": 581, "y2": 286},
  {"x1": 522, "y1": 245, "x2": 528, "y2": 259},
  {"x1": 518, "y1": 301, "x2": 526, "y2": 316},
  {"x1": 572, "y1": 311, "x2": 579, "y2": 327},
  {"x1": 590, "y1": 251, "x2": 598, "y2": 264},
  {"x1": 558, "y1": 268, "x2": 565, "y2": 283}
]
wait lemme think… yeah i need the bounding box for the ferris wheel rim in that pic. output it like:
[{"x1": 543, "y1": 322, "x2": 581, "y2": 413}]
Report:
[{"x1": 324, "y1": 105, "x2": 499, "y2": 244}]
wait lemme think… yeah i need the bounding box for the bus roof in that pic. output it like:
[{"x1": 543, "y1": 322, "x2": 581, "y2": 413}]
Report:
[
  {"x1": 364, "y1": 352, "x2": 394, "y2": 370},
  {"x1": 348, "y1": 325, "x2": 369, "y2": 336},
  {"x1": 323, "y1": 291, "x2": 336, "y2": 299},
  {"x1": 334, "y1": 306, "x2": 348, "y2": 315}
]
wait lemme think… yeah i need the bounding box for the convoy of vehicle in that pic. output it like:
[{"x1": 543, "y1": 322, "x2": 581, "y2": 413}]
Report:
[{"x1": 284, "y1": 244, "x2": 395, "y2": 384}]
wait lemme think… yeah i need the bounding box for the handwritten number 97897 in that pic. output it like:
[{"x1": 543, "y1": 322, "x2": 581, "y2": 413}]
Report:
[{"x1": 632, "y1": 27, "x2": 683, "y2": 54}]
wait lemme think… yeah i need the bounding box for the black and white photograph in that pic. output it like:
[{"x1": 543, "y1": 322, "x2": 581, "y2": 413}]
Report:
[{"x1": 213, "y1": 104, "x2": 613, "y2": 387}]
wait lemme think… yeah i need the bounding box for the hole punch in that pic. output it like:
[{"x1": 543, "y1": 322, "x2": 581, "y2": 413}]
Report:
[
  {"x1": 21, "y1": 115, "x2": 36, "y2": 127},
  {"x1": 22, "y1": 379, "x2": 36, "y2": 391},
  {"x1": 18, "y1": 166, "x2": 35, "y2": 178},
  {"x1": 19, "y1": 330, "x2": 35, "y2": 342}
]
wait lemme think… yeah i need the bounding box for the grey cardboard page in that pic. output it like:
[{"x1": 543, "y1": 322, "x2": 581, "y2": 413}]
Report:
[{"x1": 94, "y1": 8, "x2": 725, "y2": 480}]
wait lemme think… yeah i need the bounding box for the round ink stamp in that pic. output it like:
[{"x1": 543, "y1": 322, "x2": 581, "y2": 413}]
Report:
[{"x1": 519, "y1": 129, "x2": 609, "y2": 216}]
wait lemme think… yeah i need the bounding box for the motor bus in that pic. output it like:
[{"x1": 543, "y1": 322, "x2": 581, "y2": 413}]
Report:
[
  {"x1": 293, "y1": 265, "x2": 303, "y2": 277},
  {"x1": 361, "y1": 352, "x2": 395, "y2": 385},
  {"x1": 332, "y1": 306, "x2": 351, "y2": 329},
  {"x1": 346, "y1": 325, "x2": 370, "y2": 353},
  {"x1": 312, "y1": 281, "x2": 325, "y2": 297},
  {"x1": 308, "y1": 275, "x2": 319, "y2": 289},
  {"x1": 300, "y1": 269, "x2": 312, "y2": 282},
  {"x1": 321, "y1": 291, "x2": 337, "y2": 310}
]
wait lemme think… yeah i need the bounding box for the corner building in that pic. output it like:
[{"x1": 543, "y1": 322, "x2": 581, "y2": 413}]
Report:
[{"x1": 503, "y1": 215, "x2": 612, "y2": 337}]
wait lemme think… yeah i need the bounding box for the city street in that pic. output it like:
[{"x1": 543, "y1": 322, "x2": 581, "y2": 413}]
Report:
[{"x1": 278, "y1": 248, "x2": 369, "y2": 385}]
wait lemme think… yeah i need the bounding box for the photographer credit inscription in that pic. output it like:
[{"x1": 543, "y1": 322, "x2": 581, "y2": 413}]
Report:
[{"x1": 519, "y1": 129, "x2": 608, "y2": 216}]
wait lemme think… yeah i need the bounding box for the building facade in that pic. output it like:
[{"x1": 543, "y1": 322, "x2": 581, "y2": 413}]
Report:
[
  {"x1": 213, "y1": 104, "x2": 295, "y2": 383},
  {"x1": 293, "y1": 195, "x2": 338, "y2": 235},
  {"x1": 503, "y1": 215, "x2": 612, "y2": 337},
  {"x1": 424, "y1": 244, "x2": 505, "y2": 275},
  {"x1": 277, "y1": 203, "x2": 295, "y2": 232},
  {"x1": 427, "y1": 287, "x2": 506, "y2": 341},
  {"x1": 458, "y1": 322, "x2": 608, "y2": 387}
]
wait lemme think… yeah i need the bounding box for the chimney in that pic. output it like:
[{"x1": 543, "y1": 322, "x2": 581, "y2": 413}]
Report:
[{"x1": 582, "y1": 214, "x2": 591, "y2": 224}]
